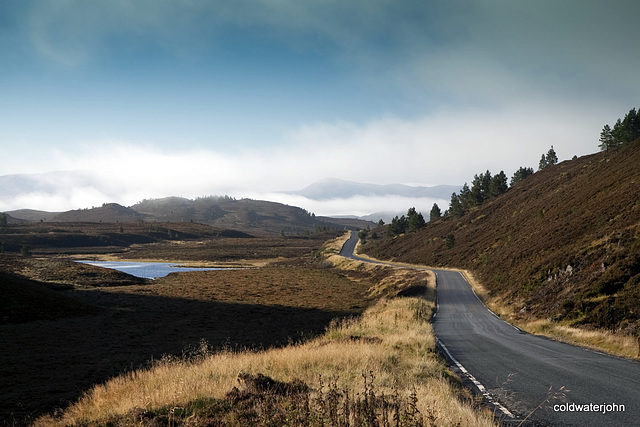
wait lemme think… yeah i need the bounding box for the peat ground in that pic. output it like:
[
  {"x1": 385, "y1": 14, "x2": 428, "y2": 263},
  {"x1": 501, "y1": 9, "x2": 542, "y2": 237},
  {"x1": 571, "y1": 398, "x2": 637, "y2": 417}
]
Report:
[{"x1": 0, "y1": 227, "x2": 370, "y2": 425}]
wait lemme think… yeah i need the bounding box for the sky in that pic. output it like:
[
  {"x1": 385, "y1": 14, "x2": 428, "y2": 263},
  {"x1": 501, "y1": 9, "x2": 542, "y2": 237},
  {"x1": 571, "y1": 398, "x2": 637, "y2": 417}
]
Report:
[{"x1": 2, "y1": 0, "x2": 639, "y2": 215}]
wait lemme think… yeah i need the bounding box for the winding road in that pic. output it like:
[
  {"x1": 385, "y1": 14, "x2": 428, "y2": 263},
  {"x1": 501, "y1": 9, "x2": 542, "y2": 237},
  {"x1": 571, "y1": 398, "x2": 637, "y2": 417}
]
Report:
[{"x1": 341, "y1": 231, "x2": 640, "y2": 426}]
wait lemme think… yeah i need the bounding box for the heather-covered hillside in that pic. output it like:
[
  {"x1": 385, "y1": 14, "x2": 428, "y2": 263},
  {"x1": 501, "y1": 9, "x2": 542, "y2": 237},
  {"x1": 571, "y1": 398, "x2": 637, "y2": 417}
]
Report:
[
  {"x1": 6, "y1": 197, "x2": 374, "y2": 235},
  {"x1": 363, "y1": 141, "x2": 640, "y2": 334}
]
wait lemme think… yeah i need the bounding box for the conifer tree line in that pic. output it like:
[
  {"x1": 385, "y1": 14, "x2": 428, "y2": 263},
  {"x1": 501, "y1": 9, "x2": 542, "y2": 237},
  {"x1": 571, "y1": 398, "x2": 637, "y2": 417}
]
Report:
[
  {"x1": 598, "y1": 108, "x2": 640, "y2": 151},
  {"x1": 388, "y1": 207, "x2": 426, "y2": 236},
  {"x1": 446, "y1": 146, "x2": 555, "y2": 219},
  {"x1": 538, "y1": 146, "x2": 558, "y2": 171},
  {"x1": 385, "y1": 146, "x2": 557, "y2": 232}
]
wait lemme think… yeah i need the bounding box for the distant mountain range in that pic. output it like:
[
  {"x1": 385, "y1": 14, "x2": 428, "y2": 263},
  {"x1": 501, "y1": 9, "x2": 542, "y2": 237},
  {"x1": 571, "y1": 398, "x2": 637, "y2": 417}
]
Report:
[
  {"x1": 4, "y1": 197, "x2": 375, "y2": 234},
  {"x1": 284, "y1": 178, "x2": 459, "y2": 201},
  {"x1": 1, "y1": 173, "x2": 458, "y2": 227}
]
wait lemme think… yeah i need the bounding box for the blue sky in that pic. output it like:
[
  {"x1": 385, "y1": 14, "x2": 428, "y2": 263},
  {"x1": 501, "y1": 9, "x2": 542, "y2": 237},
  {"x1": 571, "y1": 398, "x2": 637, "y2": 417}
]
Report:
[{"x1": 2, "y1": 0, "x2": 639, "y2": 214}]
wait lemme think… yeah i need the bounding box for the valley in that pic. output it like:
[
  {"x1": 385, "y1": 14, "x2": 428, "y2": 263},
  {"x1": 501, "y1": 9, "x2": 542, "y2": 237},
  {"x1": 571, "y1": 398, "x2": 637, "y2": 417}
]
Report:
[
  {"x1": 0, "y1": 227, "x2": 371, "y2": 424},
  {"x1": 2, "y1": 141, "x2": 640, "y2": 426}
]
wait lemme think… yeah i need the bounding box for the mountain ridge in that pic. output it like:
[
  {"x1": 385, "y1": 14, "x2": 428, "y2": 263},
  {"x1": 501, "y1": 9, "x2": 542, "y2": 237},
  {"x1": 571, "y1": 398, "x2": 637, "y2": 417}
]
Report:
[
  {"x1": 5, "y1": 197, "x2": 376, "y2": 235},
  {"x1": 284, "y1": 177, "x2": 458, "y2": 200}
]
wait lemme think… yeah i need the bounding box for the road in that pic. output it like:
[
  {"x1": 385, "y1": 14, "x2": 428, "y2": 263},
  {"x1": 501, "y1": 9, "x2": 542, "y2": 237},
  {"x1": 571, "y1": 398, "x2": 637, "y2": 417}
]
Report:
[{"x1": 340, "y1": 231, "x2": 640, "y2": 426}]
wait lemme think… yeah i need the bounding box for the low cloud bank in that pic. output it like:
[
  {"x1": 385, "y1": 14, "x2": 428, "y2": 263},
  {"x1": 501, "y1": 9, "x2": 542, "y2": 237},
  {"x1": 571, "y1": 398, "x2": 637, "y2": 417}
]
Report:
[{"x1": 2, "y1": 105, "x2": 602, "y2": 214}]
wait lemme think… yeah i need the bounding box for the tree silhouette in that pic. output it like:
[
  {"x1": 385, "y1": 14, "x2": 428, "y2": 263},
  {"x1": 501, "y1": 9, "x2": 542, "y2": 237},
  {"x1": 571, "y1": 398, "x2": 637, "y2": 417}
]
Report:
[
  {"x1": 430, "y1": 203, "x2": 442, "y2": 221},
  {"x1": 539, "y1": 146, "x2": 557, "y2": 170},
  {"x1": 510, "y1": 166, "x2": 534, "y2": 186},
  {"x1": 599, "y1": 108, "x2": 640, "y2": 150},
  {"x1": 407, "y1": 207, "x2": 425, "y2": 232}
]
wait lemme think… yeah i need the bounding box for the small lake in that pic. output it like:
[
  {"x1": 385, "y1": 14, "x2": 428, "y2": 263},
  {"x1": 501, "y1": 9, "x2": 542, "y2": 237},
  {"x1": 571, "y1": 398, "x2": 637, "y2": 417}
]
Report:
[{"x1": 77, "y1": 260, "x2": 237, "y2": 279}]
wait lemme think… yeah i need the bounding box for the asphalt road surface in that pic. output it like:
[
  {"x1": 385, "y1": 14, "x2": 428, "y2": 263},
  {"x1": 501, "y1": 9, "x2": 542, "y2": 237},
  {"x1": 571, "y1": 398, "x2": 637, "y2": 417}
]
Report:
[{"x1": 341, "y1": 231, "x2": 640, "y2": 426}]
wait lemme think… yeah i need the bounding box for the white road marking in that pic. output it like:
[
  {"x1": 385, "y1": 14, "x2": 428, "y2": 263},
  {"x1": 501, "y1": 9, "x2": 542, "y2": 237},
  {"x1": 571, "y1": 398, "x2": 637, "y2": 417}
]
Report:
[{"x1": 437, "y1": 338, "x2": 515, "y2": 418}]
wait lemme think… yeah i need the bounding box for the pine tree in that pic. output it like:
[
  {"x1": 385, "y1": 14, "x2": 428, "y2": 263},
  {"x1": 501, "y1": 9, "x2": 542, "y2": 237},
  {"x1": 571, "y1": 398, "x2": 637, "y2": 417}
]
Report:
[
  {"x1": 622, "y1": 108, "x2": 640, "y2": 142},
  {"x1": 407, "y1": 207, "x2": 425, "y2": 232},
  {"x1": 470, "y1": 174, "x2": 485, "y2": 206},
  {"x1": 599, "y1": 124, "x2": 614, "y2": 151},
  {"x1": 538, "y1": 146, "x2": 557, "y2": 170},
  {"x1": 389, "y1": 215, "x2": 409, "y2": 236},
  {"x1": 459, "y1": 183, "x2": 473, "y2": 211},
  {"x1": 430, "y1": 203, "x2": 442, "y2": 221},
  {"x1": 546, "y1": 146, "x2": 558, "y2": 166},
  {"x1": 489, "y1": 171, "x2": 508, "y2": 197},
  {"x1": 611, "y1": 118, "x2": 626, "y2": 146},
  {"x1": 449, "y1": 193, "x2": 464, "y2": 218},
  {"x1": 510, "y1": 166, "x2": 534, "y2": 186},
  {"x1": 538, "y1": 154, "x2": 548, "y2": 171}
]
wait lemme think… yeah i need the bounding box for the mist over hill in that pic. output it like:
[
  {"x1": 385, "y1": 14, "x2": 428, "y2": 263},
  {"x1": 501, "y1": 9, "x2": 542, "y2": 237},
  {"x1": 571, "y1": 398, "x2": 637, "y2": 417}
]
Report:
[
  {"x1": 285, "y1": 178, "x2": 458, "y2": 200},
  {"x1": 363, "y1": 141, "x2": 640, "y2": 334},
  {"x1": 1, "y1": 174, "x2": 454, "y2": 226}
]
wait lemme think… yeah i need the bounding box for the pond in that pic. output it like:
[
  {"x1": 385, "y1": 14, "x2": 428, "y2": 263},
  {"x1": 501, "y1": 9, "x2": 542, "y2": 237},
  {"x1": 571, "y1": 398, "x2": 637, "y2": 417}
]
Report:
[{"x1": 76, "y1": 260, "x2": 237, "y2": 279}]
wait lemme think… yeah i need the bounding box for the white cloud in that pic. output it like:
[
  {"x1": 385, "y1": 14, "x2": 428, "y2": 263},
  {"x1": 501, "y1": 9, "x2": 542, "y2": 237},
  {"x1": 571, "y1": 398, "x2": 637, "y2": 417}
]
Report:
[
  {"x1": 252, "y1": 193, "x2": 448, "y2": 219},
  {"x1": 1, "y1": 101, "x2": 606, "y2": 214}
]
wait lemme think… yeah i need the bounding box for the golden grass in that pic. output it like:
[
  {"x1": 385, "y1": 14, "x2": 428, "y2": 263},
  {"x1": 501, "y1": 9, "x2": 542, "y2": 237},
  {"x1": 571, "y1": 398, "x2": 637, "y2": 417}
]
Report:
[
  {"x1": 522, "y1": 320, "x2": 639, "y2": 359},
  {"x1": 34, "y1": 245, "x2": 496, "y2": 426}
]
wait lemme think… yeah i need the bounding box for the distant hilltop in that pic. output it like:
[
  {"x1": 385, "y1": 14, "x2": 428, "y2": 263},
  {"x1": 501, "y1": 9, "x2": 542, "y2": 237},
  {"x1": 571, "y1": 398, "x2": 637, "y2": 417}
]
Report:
[
  {"x1": 284, "y1": 177, "x2": 459, "y2": 201},
  {"x1": 4, "y1": 196, "x2": 375, "y2": 235},
  {"x1": 1, "y1": 174, "x2": 459, "y2": 227}
]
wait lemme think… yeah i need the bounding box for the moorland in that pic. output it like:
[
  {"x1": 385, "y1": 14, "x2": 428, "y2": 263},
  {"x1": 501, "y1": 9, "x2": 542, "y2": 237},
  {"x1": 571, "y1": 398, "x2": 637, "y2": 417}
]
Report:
[
  {"x1": 0, "y1": 209, "x2": 499, "y2": 427},
  {"x1": 362, "y1": 140, "x2": 640, "y2": 356},
  {"x1": 5, "y1": 140, "x2": 639, "y2": 425},
  {"x1": 0, "y1": 223, "x2": 363, "y2": 424}
]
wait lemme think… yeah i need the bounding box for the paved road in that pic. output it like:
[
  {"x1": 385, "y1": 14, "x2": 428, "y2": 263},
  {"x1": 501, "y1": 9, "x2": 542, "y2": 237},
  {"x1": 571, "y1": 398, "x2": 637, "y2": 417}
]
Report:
[{"x1": 341, "y1": 232, "x2": 640, "y2": 426}]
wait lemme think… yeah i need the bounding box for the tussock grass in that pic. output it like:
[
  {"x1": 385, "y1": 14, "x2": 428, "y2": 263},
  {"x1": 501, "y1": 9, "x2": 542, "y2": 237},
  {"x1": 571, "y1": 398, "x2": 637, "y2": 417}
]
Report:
[
  {"x1": 460, "y1": 267, "x2": 640, "y2": 360},
  {"x1": 34, "y1": 255, "x2": 495, "y2": 426},
  {"x1": 523, "y1": 320, "x2": 638, "y2": 359}
]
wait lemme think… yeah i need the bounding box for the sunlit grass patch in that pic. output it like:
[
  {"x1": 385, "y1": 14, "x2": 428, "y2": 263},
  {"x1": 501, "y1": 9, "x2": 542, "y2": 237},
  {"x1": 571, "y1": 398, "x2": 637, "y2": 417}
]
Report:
[
  {"x1": 524, "y1": 319, "x2": 638, "y2": 359},
  {"x1": 35, "y1": 264, "x2": 495, "y2": 426}
]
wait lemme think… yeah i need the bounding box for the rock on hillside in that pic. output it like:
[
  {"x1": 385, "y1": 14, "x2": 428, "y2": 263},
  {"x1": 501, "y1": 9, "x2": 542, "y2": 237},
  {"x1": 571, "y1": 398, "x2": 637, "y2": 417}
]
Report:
[{"x1": 363, "y1": 141, "x2": 640, "y2": 334}]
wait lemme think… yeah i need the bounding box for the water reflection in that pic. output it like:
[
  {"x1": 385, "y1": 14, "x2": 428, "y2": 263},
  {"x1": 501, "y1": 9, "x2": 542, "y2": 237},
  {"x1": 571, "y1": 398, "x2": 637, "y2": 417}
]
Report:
[{"x1": 76, "y1": 260, "x2": 236, "y2": 279}]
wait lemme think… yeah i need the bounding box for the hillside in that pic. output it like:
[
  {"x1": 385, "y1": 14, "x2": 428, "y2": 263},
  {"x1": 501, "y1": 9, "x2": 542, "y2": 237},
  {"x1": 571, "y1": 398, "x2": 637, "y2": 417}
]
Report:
[
  {"x1": 6, "y1": 197, "x2": 375, "y2": 235},
  {"x1": 363, "y1": 141, "x2": 640, "y2": 335},
  {"x1": 54, "y1": 203, "x2": 144, "y2": 223}
]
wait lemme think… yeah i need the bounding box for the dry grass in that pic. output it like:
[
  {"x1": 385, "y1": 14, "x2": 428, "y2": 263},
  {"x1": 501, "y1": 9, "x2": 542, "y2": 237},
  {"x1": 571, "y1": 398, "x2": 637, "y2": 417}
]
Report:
[
  {"x1": 34, "y1": 246, "x2": 496, "y2": 427},
  {"x1": 35, "y1": 299, "x2": 494, "y2": 426},
  {"x1": 457, "y1": 266, "x2": 640, "y2": 360},
  {"x1": 523, "y1": 320, "x2": 639, "y2": 359},
  {"x1": 0, "y1": 254, "x2": 369, "y2": 423}
]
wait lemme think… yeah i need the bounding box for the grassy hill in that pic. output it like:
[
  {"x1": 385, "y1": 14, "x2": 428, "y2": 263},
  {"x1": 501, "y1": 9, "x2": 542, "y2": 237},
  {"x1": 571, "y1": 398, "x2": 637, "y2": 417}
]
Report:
[
  {"x1": 131, "y1": 196, "x2": 343, "y2": 234},
  {"x1": 6, "y1": 197, "x2": 375, "y2": 235},
  {"x1": 54, "y1": 203, "x2": 144, "y2": 223},
  {"x1": 363, "y1": 141, "x2": 640, "y2": 336}
]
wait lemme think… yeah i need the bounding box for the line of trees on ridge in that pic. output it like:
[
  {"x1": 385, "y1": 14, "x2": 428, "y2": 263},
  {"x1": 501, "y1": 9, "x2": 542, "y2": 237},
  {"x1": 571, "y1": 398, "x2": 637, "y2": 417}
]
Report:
[
  {"x1": 598, "y1": 108, "x2": 640, "y2": 151},
  {"x1": 380, "y1": 146, "x2": 559, "y2": 235},
  {"x1": 446, "y1": 146, "x2": 556, "y2": 219},
  {"x1": 388, "y1": 207, "x2": 426, "y2": 236},
  {"x1": 383, "y1": 107, "x2": 638, "y2": 236}
]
